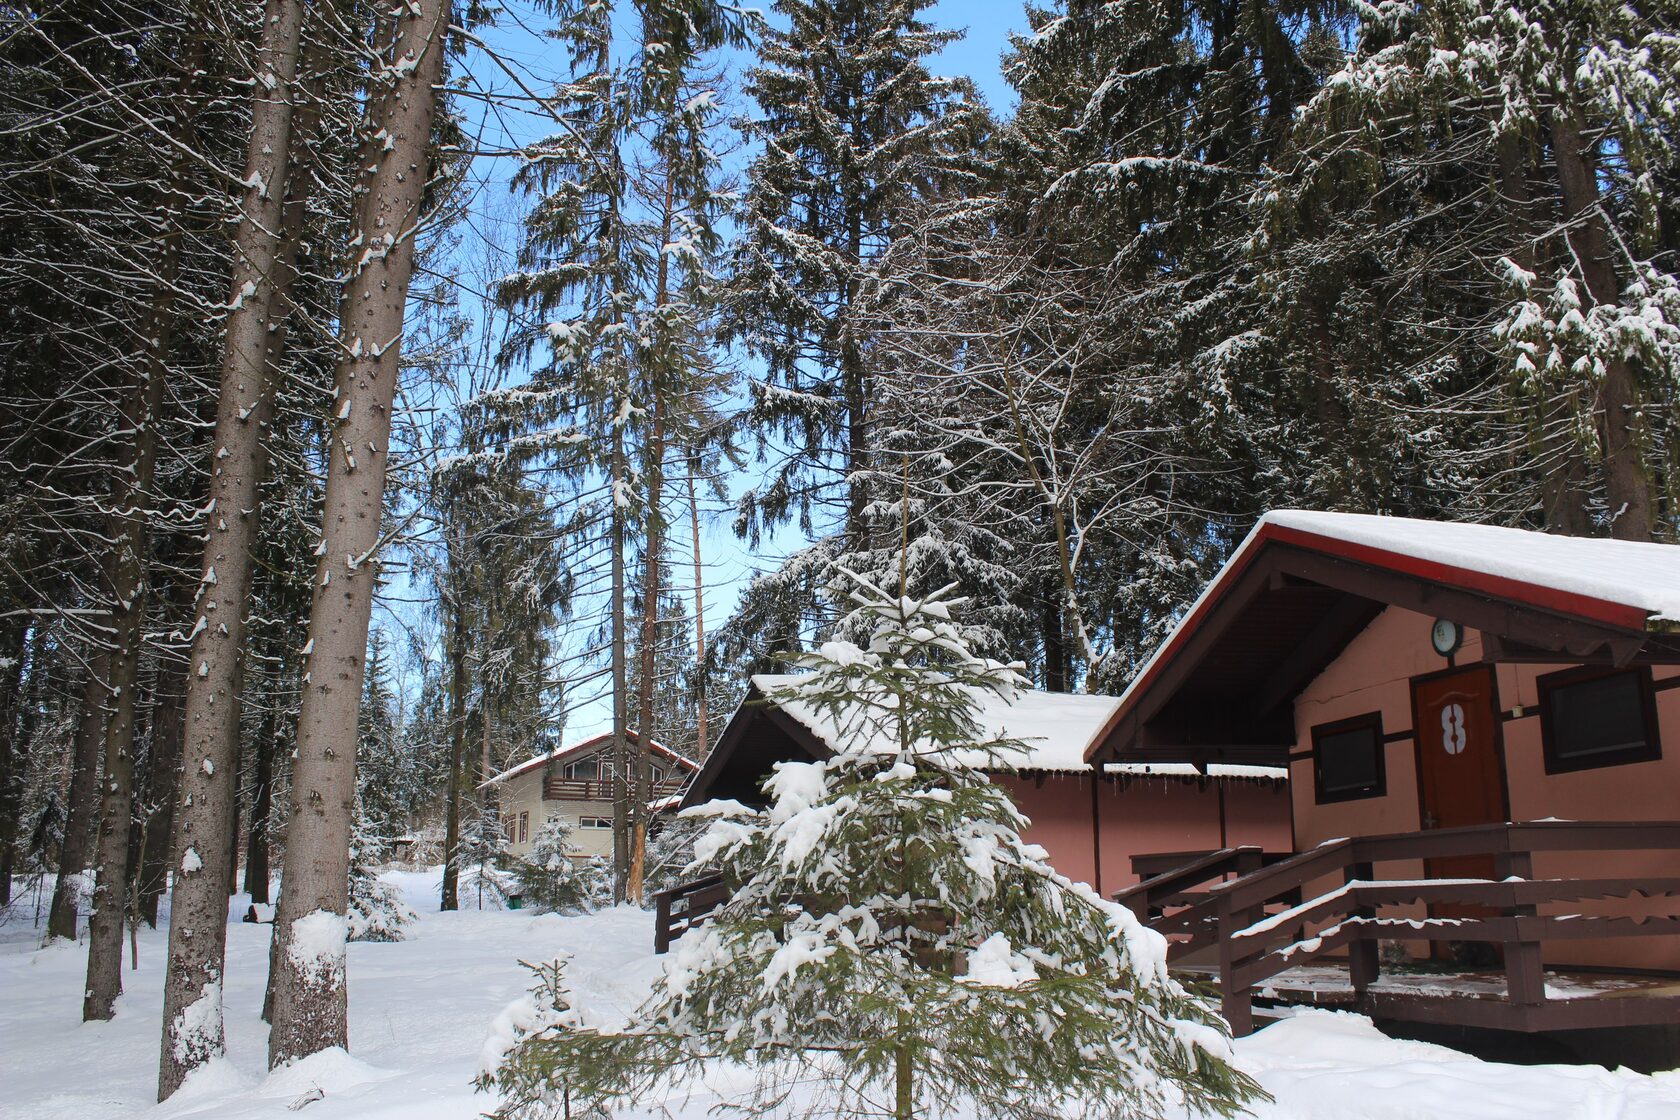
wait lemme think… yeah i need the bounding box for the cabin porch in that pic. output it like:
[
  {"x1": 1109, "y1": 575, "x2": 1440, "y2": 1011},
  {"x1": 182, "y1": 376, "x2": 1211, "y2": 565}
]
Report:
[{"x1": 1115, "y1": 820, "x2": 1680, "y2": 1036}]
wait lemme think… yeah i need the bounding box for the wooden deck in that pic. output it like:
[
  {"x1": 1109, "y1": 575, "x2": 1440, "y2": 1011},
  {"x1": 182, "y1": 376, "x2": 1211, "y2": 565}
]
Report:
[
  {"x1": 1173, "y1": 961, "x2": 1680, "y2": 1031},
  {"x1": 1115, "y1": 821, "x2": 1680, "y2": 1035}
]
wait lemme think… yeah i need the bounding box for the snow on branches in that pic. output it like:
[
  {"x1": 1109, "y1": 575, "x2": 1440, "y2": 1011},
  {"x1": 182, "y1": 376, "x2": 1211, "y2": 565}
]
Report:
[{"x1": 480, "y1": 566, "x2": 1262, "y2": 1120}]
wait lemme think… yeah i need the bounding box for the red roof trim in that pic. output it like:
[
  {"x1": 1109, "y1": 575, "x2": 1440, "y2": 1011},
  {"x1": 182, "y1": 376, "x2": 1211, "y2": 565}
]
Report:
[
  {"x1": 1263, "y1": 524, "x2": 1651, "y2": 632},
  {"x1": 1090, "y1": 519, "x2": 1652, "y2": 763}
]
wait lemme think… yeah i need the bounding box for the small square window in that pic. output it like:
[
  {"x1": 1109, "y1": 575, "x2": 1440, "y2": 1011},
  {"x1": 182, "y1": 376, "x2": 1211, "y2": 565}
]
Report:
[
  {"x1": 1312, "y1": 713, "x2": 1386, "y2": 803},
  {"x1": 1539, "y1": 667, "x2": 1660, "y2": 774},
  {"x1": 579, "y1": 816, "x2": 612, "y2": 830}
]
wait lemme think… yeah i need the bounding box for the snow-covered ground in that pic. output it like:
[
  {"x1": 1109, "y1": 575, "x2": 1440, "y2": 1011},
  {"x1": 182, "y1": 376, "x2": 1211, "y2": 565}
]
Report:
[{"x1": 2, "y1": 868, "x2": 1678, "y2": 1119}]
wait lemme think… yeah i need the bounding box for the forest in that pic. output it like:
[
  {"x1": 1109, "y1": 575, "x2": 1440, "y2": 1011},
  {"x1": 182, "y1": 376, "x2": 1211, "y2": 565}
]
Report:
[{"x1": 0, "y1": 0, "x2": 1677, "y2": 1104}]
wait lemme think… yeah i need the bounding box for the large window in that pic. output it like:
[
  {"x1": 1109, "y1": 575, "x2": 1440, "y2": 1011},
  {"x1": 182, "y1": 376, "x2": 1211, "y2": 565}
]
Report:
[
  {"x1": 1539, "y1": 667, "x2": 1661, "y2": 774},
  {"x1": 1312, "y1": 712, "x2": 1387, "y2": 804}
]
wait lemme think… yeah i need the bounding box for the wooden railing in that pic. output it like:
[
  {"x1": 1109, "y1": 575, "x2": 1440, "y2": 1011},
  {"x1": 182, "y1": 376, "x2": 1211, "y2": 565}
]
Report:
[
  {"x1": 1114, "y1": 847, "x2": 1300, "y2": 961},
  {"x1": 652, "y1": 872, "x2": 728, "y2": 954},
  {"x1": 542, "y1": 776, "x2": 685, "y2": 802},
  {"x1": 1124, "y1": 821, "x2": 1680, "y2": 1034}
]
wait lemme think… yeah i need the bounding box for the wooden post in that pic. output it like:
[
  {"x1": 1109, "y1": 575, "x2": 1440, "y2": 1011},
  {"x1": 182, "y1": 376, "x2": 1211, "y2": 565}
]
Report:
[
  {"x1": 1497, "y1": 848, "x2": 1544, "y2": 1007},
  {"x1": 1346, "y1": 860, "x2": 1379, "y2": 996},
  {"x1": 654, "y1": 888, "x2": 673, "y2": 954},
  {"x1": 1217, "y1": 894, "x2": 1253, "y2": 1036}
]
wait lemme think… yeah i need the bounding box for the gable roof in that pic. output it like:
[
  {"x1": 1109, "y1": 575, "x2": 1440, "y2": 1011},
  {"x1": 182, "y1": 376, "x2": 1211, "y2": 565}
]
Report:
[
  {"x1": 1089, "y1": 510, "x2": 1680, "y2": 768},
  {"x1": 480, "y1": 729, "x2": 698, "y2": 789},
  {"x1": 681, "y1": 675, "x2": 1285, "y2": 808}
]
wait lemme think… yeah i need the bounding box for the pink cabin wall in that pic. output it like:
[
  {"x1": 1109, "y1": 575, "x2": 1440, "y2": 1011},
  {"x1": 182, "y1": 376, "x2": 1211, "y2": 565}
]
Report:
[
  {"x1": 995, "y1": 773, "x2": 1292, "y2": 898},
  {"x1": 1292, "y1": 604, "x2": 1680, "y2": 971}
]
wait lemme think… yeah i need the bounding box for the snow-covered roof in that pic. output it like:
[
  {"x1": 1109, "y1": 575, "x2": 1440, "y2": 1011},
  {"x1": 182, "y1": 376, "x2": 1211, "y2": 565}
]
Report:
[
  {"x1": 750, "y1": 673, "x2": 1284, "y2": 780},
  {"x1": 480, "y1": 730, "x2": 698, "y2": 789},
  {"x1": 1263, "y1": 510, "x2": 1680, "y2": 626},
  {"x1": 1093, "y1": 509, "x2": 1680, "y2": 767}
]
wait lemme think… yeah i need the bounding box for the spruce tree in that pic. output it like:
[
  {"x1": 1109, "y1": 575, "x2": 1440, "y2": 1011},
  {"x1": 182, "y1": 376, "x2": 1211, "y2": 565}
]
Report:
[
  {"x1": 481, "y1": 570, "x2": 1262, "y2": 1120},
  {"x1": 729, "y1": 0, "x2": 983, "y2": 554}
]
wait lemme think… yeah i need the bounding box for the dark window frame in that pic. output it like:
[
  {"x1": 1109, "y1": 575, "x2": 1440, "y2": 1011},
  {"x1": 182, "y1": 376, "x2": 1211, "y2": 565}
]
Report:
[
  {"x1": 1311, "y1": 711, "x2": 1388, "y2": 804},
  {"x1": 1538, "y1": 666, "x2": 1661, "y2": 775}
]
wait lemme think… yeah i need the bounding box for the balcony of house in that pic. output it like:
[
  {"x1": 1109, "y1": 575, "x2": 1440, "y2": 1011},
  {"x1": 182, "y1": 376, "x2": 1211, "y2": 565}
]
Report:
[{"x1": 543, "y1": 773, "x2": 687, "y2": 802}]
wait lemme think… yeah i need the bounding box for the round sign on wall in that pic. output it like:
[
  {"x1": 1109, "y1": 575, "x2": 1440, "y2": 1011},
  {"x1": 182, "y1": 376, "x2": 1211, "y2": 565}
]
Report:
[{"x1": 1440, "y1": 702, "x2": 1466, "y2": 755}]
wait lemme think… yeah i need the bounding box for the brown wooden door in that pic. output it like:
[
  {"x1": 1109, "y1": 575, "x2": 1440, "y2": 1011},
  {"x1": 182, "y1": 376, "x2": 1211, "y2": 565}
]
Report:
[
  {"x1": 1412, "y1": 665, "x2": 1506, "y2": 839},
  {"x1": 1412, "y1": 665, "x2": 1506, "y2": 958}
]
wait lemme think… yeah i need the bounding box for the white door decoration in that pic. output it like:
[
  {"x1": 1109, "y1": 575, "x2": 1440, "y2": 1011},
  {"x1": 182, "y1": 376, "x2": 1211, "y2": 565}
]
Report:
[{"x1": 1440, "y1": 702, "x2": 1466, "y2": 755}]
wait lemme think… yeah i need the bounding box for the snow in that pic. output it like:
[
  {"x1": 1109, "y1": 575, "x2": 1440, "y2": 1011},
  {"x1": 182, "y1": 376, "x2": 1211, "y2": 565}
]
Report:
[
  {"x1": 751, "y1": 673, "x2": 1285, "y2": 779},
  {"x1": 1, "y1": 874, "x2": 1677, "y2": 1118},
  {"x1": 1261, "y1": 510, "x2": 1680, "y2": 625},
  {"x1": 961, "y1": 933, "x2": 1039, "y2": 988},
  {"x1": 286, "y1": 910, "x2": 347, "y2": 987}
]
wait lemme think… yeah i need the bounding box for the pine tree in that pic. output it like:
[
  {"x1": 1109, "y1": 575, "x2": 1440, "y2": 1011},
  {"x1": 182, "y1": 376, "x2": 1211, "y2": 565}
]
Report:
[
  {"x1": 493, "y1": 0, "x2": 743, "y2": 899},
  {"x1": 481, "y1": 570, "x2": 1262, "y2": 1120},
  {"x1": 504, "y1": 814, "x2": 597, "y2": 914},
  {"x1": 347, "y1": 801, "x2": 416, "y2": 943},
  {"x1": 1266, "y1": 0, "x2": 1680, "y2": 539},
  {"x1": 730, "y1": 0, "x2": 983, "y2": 556}
]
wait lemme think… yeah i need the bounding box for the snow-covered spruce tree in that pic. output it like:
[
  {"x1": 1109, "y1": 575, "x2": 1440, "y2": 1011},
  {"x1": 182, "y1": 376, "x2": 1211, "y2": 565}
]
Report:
[
  {"x1": 482, "y1": 572, "x2": 1262, "y2": 1120},
  {"x1": 347, "y1": 803, "x2": 416, "y2": 942},
  {"x1": 1264, "y1": 0, "x2": 1680, "y2": 539},
  {"x1": 504, "y1": 815, "x2": 596, "y2": 914}
]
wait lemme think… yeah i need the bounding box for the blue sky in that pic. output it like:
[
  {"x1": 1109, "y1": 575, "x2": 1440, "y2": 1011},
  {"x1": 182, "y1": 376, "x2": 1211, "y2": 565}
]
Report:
[{"x1": 929, "y1": 0, "x2": 1026, "y2": 109}]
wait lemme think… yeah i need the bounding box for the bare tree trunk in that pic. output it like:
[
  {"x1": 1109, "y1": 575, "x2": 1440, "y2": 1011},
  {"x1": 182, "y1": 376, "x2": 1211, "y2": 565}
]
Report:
[
  {"x1": 244, "y1": 704, "x2": 276, "y2": 904},
  {"x1": 46, "y1": 650, "x2": 111, "y2": 941},
  {"x1": 611, "y1": 425, "x2": 631, "y2": 904},
  {"x1": 0, "y1": 620, "x2": 31, "y2": 905},
  {"x1": 1549, "y1": 111, "x2": 1652, "y2": 541},
  {"x1": 440, "y1": 588, "x2": 467, "y2": 912},
  {"x1": 266, "y1": 0, "x2": 450, "y2": 1067},
  {"x1": 84, "y1": 277, "x2": 173, "y2": 1021},
  {"x1": 685, "y1": 455, "x2": 707, "y2": 762},
  {"x1": 136, "y1": 653, "x2": 186, "y2": 927},
  {"x1": 157, "y1": 0, "x2": 308, "y2": 1093}
]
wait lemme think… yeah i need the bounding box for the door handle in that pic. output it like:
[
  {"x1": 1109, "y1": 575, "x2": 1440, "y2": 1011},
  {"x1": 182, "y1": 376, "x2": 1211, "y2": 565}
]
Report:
[{"x1": 1422, "y1": 810, "x2": 1438, "y2": 829}]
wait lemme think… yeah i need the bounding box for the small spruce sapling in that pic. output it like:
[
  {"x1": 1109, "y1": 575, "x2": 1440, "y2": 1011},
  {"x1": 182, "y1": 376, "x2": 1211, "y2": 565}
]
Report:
[
  {"x1": 348, "y1": 806, "x2": 416, "y2": 942},
  {"x1": 506, "y1": 816, "x2": 596, "y2": 914},
  {"x1": 482, "y1": 568, "x2": 1264, "y2": 1120}
]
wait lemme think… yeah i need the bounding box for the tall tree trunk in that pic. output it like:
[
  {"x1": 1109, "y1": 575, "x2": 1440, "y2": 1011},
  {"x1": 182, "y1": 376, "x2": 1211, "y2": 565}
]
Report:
[
  {"x1": 686, "y1": 454, "x2": 707, "y2": 762},
  {"x1": 46, "y1": 650, "x2": 111, "y2": 941},
  {"x1": 244, "y1": 707, "x2": 276, "y2": 904},
  {"x1": 83, "y1": 266, "x2": 173, "y2": 1021},
  {"x1": 440, "y1": 584, "x2": 467, "y2": 912},
  {"x1": 266, "y1": 0, "x2": 450, "y2": 1067},
  {"x1": 136, "y1": 652, "x2": 186, "y2": 927},
  {"x1": 631, "y1": 188, "x2": 675, "y2": 901},
  {"x1": 157, "y1": 0, "x2": 308, "y2": 1093},
  {"x1": 610, "y1": 426, "x2": 630, "y2": 904},
  {"x1": 0, "y1": 620, "x2": 29, "y2": 904},
  {"x1": 1549, "y1": 111, "x2": 1653, "y2": 541}
]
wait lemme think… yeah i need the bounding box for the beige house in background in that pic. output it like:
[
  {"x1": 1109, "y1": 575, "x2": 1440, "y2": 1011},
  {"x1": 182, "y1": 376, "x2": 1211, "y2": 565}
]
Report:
[{"x1": 481, "y1": 730, "x2": 698, "y2": 860}]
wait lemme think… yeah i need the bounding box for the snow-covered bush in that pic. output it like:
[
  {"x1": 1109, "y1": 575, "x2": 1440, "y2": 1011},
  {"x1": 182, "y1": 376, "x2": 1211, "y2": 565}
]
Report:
[
  {"x1": 504, "y1": 816, "x2": 597, "y2": 915},
  {"x1": 348, "y1": 813, "x2": 415, "y2": 942},
  {"x1": 481, "y1": 568, "x2": 1264, "y2": 1120},
  {"x1": 642, "y1": 813, "x2": 706, "y2": 898}
]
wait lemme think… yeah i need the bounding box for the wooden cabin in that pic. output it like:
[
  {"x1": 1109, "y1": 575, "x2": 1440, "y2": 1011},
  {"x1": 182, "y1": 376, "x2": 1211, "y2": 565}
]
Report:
[
  {"x1": 1094, "y1": 510, "x2": 1680, "y2": 1037},
  {"x1": 657, "y1": 677, "x2": 1292, "y2": 949},
  {"x1": 481, "y1": 730, "x2": 698, "y2": 860}
]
